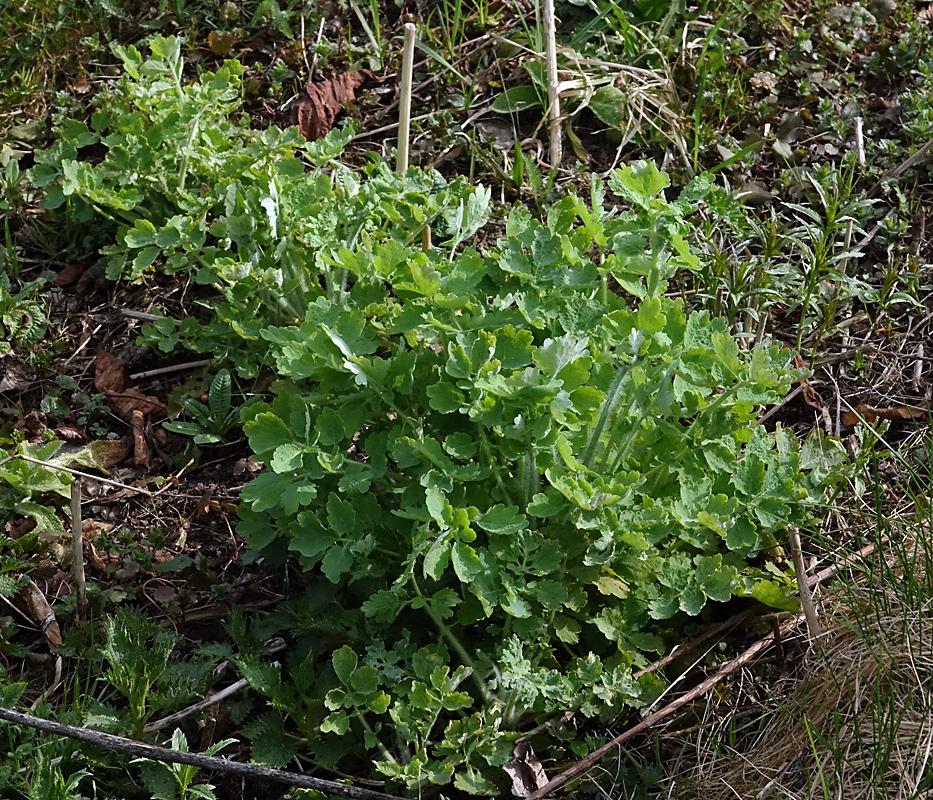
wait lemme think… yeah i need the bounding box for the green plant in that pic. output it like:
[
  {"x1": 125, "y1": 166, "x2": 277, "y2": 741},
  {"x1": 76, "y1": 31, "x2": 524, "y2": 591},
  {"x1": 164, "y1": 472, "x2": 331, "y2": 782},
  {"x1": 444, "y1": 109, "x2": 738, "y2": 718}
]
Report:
[
  {"x1": 26, "y1": 753, "x2": 89, "y2": 800},
  {"x1": 0, "y1": 274, "x2": 47, "y2": 356},
  {"x1": 134, "y1": 729, "x2": 237, "y2": 800},
  {"x1": 164, "y1": 370, "x2": 239, "y2": 444},
  {"x1": 0, "y1": 440, "x2": 71, "y2": 533},
  {"x1": 32, "y1": 36, "x2": 491, "y2": 375},
  {"x1": 101, "y1": 607, "x2": 179, "y2": 739},
  {"x1": 229, "y1": 162, "x2": 833, "y2": 793}
]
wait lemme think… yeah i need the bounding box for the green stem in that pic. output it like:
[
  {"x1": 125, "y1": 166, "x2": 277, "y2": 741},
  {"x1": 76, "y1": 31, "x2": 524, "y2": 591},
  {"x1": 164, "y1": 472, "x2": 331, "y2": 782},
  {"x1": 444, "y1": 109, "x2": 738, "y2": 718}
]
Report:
[
  {"x1": 582, "y1": 363, "x2": 630, "y2": 470},
  {"x1": 479, "y1": 427, "x2": 516, "y2": 506},
  {"x1": 410, "y1": 575, "x2": 494, "y2": 704},
  {"x1": 356, "y1": 712, "x2": 396, "y2": 764}
]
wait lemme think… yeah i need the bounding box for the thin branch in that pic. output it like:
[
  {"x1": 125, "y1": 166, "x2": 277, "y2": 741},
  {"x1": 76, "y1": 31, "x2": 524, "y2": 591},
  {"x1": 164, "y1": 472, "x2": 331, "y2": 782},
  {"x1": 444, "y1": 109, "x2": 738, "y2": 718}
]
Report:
[
  {"x1": 526, "y1": 537, "x2": 884, "y2": 799},
  {"x1": 143, "y1": 677, "x2": 248, "y2": 734},
  {"x1": 0, "y1": 707, "x2": 406, "y2": 800},
  {"x1": 0, "y1": 454, "x2": 155, "y2": 497},
  {"x1": 129, "y1": 359, "x2": 213, "y2": 381},
  {"x1": 541, "y1": 0, "x2": 562, "y2": 167},
  {"x1": 70, "y1": 480, "x2": 86, "y2": 620},
  {"x1": 788, "y1": 526, "x2": 821, "y2": 639},
  {"x1": 527, "y1": 612, "x2": 807, "y2": 799},
  {"x1": 396, "y1": 23, "x2": 417, "y2": 173}
]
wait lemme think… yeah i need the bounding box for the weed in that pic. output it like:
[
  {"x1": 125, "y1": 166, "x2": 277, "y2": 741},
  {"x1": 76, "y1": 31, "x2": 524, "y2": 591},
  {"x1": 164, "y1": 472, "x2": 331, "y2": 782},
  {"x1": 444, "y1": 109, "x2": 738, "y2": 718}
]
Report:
[{"x1": 163, "y1": 369, "x2": 240, "y2": 445}]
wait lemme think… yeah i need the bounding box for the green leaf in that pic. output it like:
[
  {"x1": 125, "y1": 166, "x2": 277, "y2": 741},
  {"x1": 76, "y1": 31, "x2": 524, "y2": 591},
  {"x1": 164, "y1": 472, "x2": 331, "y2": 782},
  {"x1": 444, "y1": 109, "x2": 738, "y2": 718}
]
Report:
[
  {"x1": 424, "y1": 539, "x2": 451, "y2": 580},
  {"x1": 320, "y1": 711, "x2": 350, "y2": 735},
  {"x1": 491, "y1": 85, "x2": 543, "y2": 113},
  {"x1": 326, "y1": 493, "x2": 356, "y2": 536},
  {"x1": 208, "y1": 369, "x2": 232, "y2": 419},
  {"x1": 246, "y1": 413, "x2": 294, "y2": 457},
  {"x1": 349, "y1": 666, "x2": 379, "y2": 694},
  {"x1": 361, "y1": 589, "x2": 407, "y2": 622},
  {"x1": 427, "y1": 381, "x2": 464, "y2": 414},
  {"x1": 751, "y1": 579, "x2": 800, "y2": 612},
  {"x1": 475, "y1": 505, "x2": 527, "y2": 535},
  {"x1": 332, "y1": 646, "x2": 358, "y2": 686},
  {"x1": 451, "y1": 541, "x2": 481, "y2": 582},
  {"x1": 608, "y1": 161, "x2": 670, "y2": 208},
  {"x1": 321, "y1": 545, "x2": 353, "y2": 582},
  {"x1": 588, "y1": 85, "x2": 626, "y2": 129},
  {"x1": 270, "y1": 443, "x2": 303, "y2": 472}
]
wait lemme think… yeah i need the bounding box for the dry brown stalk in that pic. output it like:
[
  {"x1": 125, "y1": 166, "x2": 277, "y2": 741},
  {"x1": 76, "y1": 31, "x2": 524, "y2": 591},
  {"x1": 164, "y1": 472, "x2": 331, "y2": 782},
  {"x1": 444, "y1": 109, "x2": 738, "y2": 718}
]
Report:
[
  {"x1": 526, "y1": 538, "x2": 884, "y2": 798},
  {"x1": 0, "y1": 707, "x2": 405, "y2": 800}
]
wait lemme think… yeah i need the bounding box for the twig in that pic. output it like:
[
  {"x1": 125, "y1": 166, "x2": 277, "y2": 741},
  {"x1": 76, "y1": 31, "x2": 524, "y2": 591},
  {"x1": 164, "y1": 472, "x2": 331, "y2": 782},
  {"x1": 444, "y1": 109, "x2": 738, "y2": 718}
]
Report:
[
  {"x1": 129, "y1": 359, "x2": 213, "y2": 381},
  {"x1": 633, "y1": 608, "x2": 753, "y2": 680},
  {"x1": 70, "y1": 480, "x2": 86, "y2": 620},
  {"x1": 143, "y1": 677, "x2": 249, "y2": 734},
  {"x1": 527, "y1": 612, "x2": 808, "y2": 799},
  {"x1": 541, "y1": 0, "x2": 562, "y2": 167},
  {"x1": 121, "y1": 309, "x2": 165, "y2": 322},
  {"x1": 396, "y1": 23, "x2": 417, "y2": 173},
  {"x1": 0, "y1": 454, "x2": 155, "y2": 497},
  {"x1": 526, "y1": 536, "x2": 885, "y2": 799},
  {"x1": 787, "y1": 526, "x2": 821, "y2": 639},
  {"x1": 0, "y1": 707, "x2": 405, "y2": 800}
]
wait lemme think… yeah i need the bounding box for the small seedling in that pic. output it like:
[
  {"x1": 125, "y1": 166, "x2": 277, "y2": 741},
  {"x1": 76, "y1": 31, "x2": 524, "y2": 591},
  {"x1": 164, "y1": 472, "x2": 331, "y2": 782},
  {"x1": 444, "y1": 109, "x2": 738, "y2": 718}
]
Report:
[
  {"x1": 134, "y1": 728, "x2": 237, "y2": 800},
  {"x1": 164, "y1": 370, "x2": 238, "y2": 445}
]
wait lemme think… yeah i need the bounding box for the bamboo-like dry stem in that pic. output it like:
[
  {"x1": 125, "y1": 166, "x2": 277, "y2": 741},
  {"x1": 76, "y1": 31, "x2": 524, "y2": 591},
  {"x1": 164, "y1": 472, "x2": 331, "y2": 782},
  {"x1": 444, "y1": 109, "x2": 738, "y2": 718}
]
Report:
[
  {"x1": 788, "y1": 526, "x2": 821, "y2": 639},
  {"x1": 129, "y1": 359, "x2": 213, "y2": 381},
  {"x1": 70, "y1": 480, "x2": 86, "y2": 620},
  {"x1": 396, "y1": 23, "x2": 417, "y2": 173},
  {"x1": 541, "y1": 0, "x2": 561, "y2": 167}
]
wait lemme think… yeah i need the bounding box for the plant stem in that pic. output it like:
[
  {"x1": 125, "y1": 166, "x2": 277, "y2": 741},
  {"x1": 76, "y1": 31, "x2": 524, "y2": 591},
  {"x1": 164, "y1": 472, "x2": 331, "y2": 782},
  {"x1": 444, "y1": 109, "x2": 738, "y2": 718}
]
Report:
[
  {"x1": 410, "y1": 575, "x2": 494, "y2": 704},
  {"x1": 396, "y1": 24, "x2": 417, "y2": 174},
  {"x1": 70, "y1": 479, "x2": 86, "y2": 621},
  {"x1": 541, "y1": 0, "x2": 561, "y2": 167}
]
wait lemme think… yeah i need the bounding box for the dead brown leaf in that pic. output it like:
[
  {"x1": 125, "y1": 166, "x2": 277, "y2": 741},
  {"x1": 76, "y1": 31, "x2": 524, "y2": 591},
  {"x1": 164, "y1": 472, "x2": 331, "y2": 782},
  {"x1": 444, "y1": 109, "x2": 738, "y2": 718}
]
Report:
[
  {"x1": 503, "y1": 741, "x2": 549, "y2": 798},
  {"x1": 95, "y1": 351, "x2": 166, "y2": 421},
  {"x1": 146, "y1": 582, "x2": 177, "y2": 604},
  {"x1": 5, "y1": 518, "x2": 36, "y2": 540},
  {"x1": 841, "y1": 405, "x2": 930, "y2": 426},
  {"x1": 54, "y1": 424, "x2": 87, "y2": 443},
  {"x1": 0, "y1": 357, "x2": 31, "y2": 392},
  {"x1": 296, "y1": 71, "x2": 372, "y2": 141},
  {"x1": 793, "y1": 353, "x2": 824, "y2": 411},
  {"x1": 132, "y1": 408, "x2": 150, "y2": 469},
  {"x1": 53, "y1": 263, "x2": 84, "y2": 286},
  {"x1": 73, "y1": 73, "x2": 91, "y2": 95},
  {"x1": 20, "y1": 580, "x2": 62, "y2": 650}
]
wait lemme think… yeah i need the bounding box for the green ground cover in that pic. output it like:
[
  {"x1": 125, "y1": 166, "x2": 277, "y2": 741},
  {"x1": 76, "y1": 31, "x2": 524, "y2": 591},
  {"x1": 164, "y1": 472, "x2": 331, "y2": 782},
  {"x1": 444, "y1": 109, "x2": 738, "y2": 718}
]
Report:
[{"x1": 0, "y1": 0, "x2": 931, "y2": 797}]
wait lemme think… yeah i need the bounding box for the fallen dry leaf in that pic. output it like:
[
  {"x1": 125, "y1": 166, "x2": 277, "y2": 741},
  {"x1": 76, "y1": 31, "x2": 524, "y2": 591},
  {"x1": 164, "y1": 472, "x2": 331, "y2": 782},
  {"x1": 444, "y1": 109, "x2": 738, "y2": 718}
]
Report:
[
  {"x1": 53, "y1": 263, "x2": 84, "y2": 286},
  {"x1": 69, "y1": 439, "x2": 134, "y2": 471},
  {"x1": 146, "y1": 582, "x2": 177, "y2": 604},
  {"x1": 132, "y1": 408, "x2": 150, "y2": 469},
  {"x1": 503, "y1": 741, "x2": 548, "y2": 798},
  {"x1": 95, "y1": 351, "x2": 166, "y2": 421},
  {"x1": 841, "y1": 404, "x2": 930, "y2": 426},
  {"x1": 20, "y1": 580, "x2": 62, "y2": 650},
  {"x1": 0, "y1": 357, "x2": 31, "y2": 392},
  {"x1": 54, "y1": 424, "x2": 87, "y2": 443},
  {"x1": 793, "y1": 353, "x2": 824, "y2": 411},
  {"x1": 296, "y1": 70, "x2": 372, "y2": 141},
  {"x1": 5, "y1": 517, "x2": 36, "y2": 540},
  {"x1": 73, "y1": 73, "x2": 91, "y2": 95}
]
